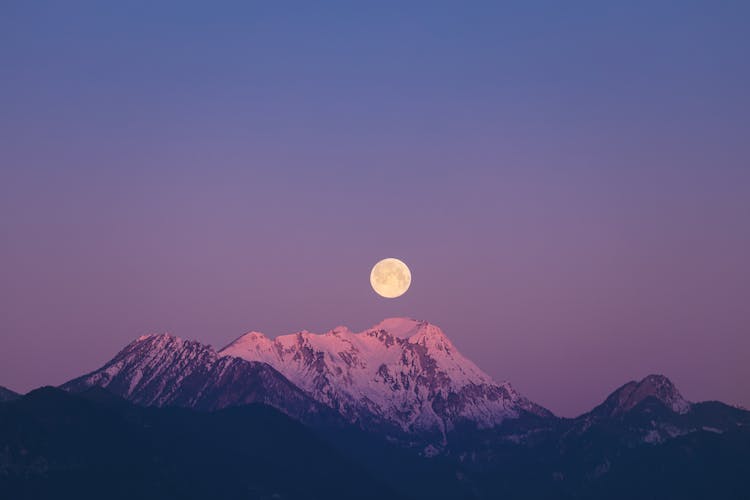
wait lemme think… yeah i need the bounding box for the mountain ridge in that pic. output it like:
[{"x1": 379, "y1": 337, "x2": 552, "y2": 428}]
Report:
[
  {"x1": 53, "y1": 318, "x2": 750, "y2": 452},
  {"x1": 62, "y1": 333, "x2": 339, "y2": 426},
  {"x1": 219, "y1": 317, "x2": 552, "y2": 439}
]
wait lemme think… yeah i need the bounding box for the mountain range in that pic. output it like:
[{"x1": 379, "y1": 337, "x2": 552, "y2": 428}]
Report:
[
  {"x1": 65, "y1": 318, "x2": 553, "y2": 448},
  {"x1": 3, "y1": 317, "x2": 750, "y2": 499}
]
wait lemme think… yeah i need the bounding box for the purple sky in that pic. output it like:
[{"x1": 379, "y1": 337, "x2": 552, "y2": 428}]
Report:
[{"x1": 1, "y1": 2, "x2": 749, "y2": 416}]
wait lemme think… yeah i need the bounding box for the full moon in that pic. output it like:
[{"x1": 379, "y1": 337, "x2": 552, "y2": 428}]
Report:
[{"x1": 370, "y1": 258, "x2": 411, "y2": 298}]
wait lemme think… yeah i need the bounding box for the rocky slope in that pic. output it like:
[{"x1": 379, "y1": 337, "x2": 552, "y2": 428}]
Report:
[
  {"x1": 588, "y1": 374, "x2": 691, "y2": 417},
  {"x1": 62, "y1": 334, "x2": 335, "y2": 425}
]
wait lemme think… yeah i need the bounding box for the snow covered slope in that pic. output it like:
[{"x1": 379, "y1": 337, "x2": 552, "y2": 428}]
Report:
[
  {"x1": 62, "y1": 334, "x2": 333, "y2": 424},
  {"x1": 219, "y1": 317, "x2": 551, "y2": 436}
]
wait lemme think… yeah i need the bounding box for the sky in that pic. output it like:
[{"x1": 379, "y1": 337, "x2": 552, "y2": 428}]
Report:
[{"x1": 1, "y1": 1, "x2": 749, "y2": 417}]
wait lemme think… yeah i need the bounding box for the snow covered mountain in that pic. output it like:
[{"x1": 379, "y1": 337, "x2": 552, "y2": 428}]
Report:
[
  {"x1": 62, "y1": 334, "x2": 334, "y2": 425},
  {"x1": 219, "y1": 317, "x2": 551, "y2": 438}
]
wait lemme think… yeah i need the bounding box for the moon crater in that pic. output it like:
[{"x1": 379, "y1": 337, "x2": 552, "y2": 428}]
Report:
[{"x1": 370, "y1": 258, "x2": 411, "y2": 298}]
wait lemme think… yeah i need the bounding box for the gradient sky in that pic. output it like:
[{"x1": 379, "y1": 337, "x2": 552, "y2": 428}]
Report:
[{"x1": 1, "y1": 1, "x2": 749, "y2": 417}]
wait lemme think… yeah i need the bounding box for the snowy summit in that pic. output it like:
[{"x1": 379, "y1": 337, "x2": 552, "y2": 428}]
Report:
[{"x1": 219, "y1": 317, "x2": 551, "y2": 436}]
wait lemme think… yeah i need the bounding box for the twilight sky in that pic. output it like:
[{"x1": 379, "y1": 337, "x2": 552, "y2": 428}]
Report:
[{"x1": 1, "y1": 1, "x2": 749, "y2": 416}]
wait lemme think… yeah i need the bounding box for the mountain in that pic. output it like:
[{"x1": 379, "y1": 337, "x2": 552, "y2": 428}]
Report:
[
  {"x1": 0, "y1": 387, "x2": 397, "y2": 500},
  {"x1": 453, "y1": 374, "x2": 750, "y2": 458},
  {"x1": 447, "y1": 375, "x2": 750, "y2": 499},
  {"x1": 588, "y1": 374, "x2": 691, "y2": 417},
  {"x1": 59, "y1": 322, "x2": 745, "y2": 456},
  {"x1": 565, "y1": 374, "x2": 749, "y2": 447},
  {"x1": 10, "y1": 323, "x2": 750, "y2": 499},
  {"x1": 62, "y1": 334, "x2": 337, "y2": 426},
  {"x1": 0, "y1": 386, "x2": 19, "y2": 402},
  {"x1": 220, "y1": 317, "x2": 551, "y2": 442}
]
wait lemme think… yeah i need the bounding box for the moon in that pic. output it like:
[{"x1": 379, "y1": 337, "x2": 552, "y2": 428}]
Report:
[{"x1": 370, "y1": 258, "x2": 411, "y2": 298}]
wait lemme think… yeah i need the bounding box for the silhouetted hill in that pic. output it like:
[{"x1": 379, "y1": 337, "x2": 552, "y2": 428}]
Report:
[
  {"x1": 0, "y1": 385, "x2": 19, "y2": 402},
  {"x1": 0, "y1": 387, "x2": 397, "y2": 500},
  {"x1": 4, "y1": 382, "x2": 749, "y2": 499},
  {"x1": 444, "y1": 379, "x2": 750, "y2": 499}
]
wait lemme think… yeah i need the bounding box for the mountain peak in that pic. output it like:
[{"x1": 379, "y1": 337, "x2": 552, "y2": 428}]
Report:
[
  {"x1": 68, "y1": 319, "x2": 552, "y2": 440},
  {"x1": 593, "y1": 374, "x2": 691, "y2": 417},
  {"x1": 368, "y1": 317, "x2": 453, "y2": 347},
  {"x1": 133, "y1": 332, "x2": 182, "y2": 345},
  {"x1": 241, "y1": 331, "x2": 270, "y2": 341},
  {"x1": 62, "y1": 334, "x2": 332, "y2": 424},
  {"x1": 369, "y1": 317, "x2": 425, "y2": 338},
  {"x1": 220, "y1": 318, "x2": 550, "y2": 435},
  {"x1": 326, "y1": 325, "x2": 353, "y2": 336}
]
